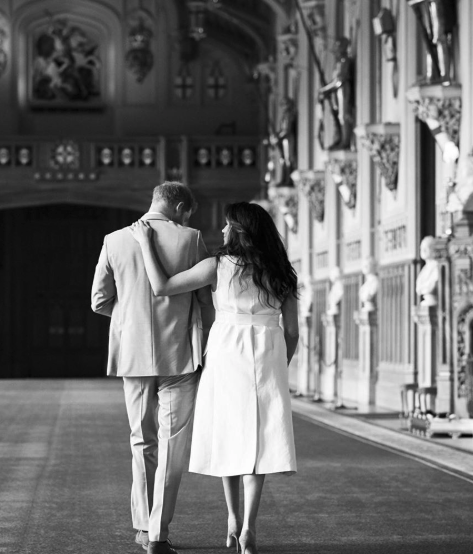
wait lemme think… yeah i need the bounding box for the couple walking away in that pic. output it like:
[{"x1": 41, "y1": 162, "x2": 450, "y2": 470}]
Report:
[{"x1": 91, "y1": 182, "x2": 299, "y2": 554}]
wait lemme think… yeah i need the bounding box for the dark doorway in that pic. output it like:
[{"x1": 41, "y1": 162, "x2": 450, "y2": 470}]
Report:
[
  {"x1": 418, "y1": 119, "x2": 436, "y2": 239},
  {"x1": 0, "y1": 204, "x2": 141, "y2": 378}
]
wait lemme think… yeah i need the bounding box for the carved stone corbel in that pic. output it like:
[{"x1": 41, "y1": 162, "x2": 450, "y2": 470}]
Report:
[
  {"x1": 406, "y1": 84, "x2": 462, "y2": 148},
  {"x1": 268, "y1": 183, "x2": 298, "y2": 233},
  {"x1": 328, "y1": 151, "x2": 357, "y2": 210},
  {"x1": 278, "y1": 30, "x2": 298, "y2": 67},
  {"x1": 291, "y1": 169, "x2": 325, "y2": 222},
  {"x1": 254, "y1": 58, "x2": 276, "y2": 93},
  {"x1": 355, "y1": 123, "x2": 400, "y2": 192}
]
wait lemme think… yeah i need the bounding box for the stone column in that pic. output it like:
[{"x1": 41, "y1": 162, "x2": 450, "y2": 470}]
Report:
[
  {"x1": 354, "y1": 309, "x2": 377, "y2": 407},
  {"x1": 412, "y1": 305, "x2": 438, "y2": 387},
  {"x1": 320, "y1": 312, "x2": 339, "y2": 402}
]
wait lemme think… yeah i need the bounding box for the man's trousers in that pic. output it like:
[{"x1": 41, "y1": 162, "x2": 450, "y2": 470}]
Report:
[{"x1": 123, "y1": 372, "x2": 199, "y2": 542}]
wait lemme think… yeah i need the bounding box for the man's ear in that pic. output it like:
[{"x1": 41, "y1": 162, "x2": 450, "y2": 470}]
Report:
[{"x1": 175, "y1": 201, "x2": 185, "y2": 214}]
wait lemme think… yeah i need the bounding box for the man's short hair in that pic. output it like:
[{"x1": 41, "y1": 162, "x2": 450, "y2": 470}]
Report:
[{"x1": 152, "y1": 181, "x2": 197, "y2": 213}]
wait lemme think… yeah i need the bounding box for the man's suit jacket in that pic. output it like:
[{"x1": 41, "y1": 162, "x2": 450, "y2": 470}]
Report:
[{"x1": 91, "y1": 213, "x2": 210, "y2": 377}]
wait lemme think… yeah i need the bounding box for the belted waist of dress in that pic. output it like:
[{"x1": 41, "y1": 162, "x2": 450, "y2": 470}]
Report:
[{"x1": 215, "y1": 312, "x2": 281, "y2": 327}]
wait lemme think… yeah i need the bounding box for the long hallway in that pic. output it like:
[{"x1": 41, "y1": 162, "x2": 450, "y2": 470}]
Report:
[{"x1": 1, "y1": 380, "x2": 472, "y2": 554}]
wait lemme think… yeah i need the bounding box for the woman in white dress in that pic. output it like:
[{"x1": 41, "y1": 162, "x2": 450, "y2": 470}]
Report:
[{"x1": 130, "y1": 202, "x2": 299, "y2": 554}]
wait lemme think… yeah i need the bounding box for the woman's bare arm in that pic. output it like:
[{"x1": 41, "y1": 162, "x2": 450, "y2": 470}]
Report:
[
  {"x1": 281, "y1": 291, "x2": 299, "y2": 365},
  {"x1": 129, "y1": 221, "x2": 217, "y2": 296}
]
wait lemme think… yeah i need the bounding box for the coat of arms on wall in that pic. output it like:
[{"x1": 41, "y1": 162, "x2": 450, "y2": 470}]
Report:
[
  {"x1": 125, "y1": 13, "x2": 154, "y2": 83},
  {"x1": 30, "y1": 18, "x2": 102, "y2": 108}
]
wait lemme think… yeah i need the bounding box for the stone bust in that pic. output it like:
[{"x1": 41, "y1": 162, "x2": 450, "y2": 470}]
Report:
[
  {"x1": 416, "y1": 236, "x2": 439, "y2": 306},
  {"x1": 359, "y1": 256, "x2": 379, "y2": 312},
  {"x1": 327, "y1": 266, "x2": 344, "y2": 315}
]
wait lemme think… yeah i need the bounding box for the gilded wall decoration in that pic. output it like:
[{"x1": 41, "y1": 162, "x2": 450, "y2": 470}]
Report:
[{"x1": 31, "y1": 18, "x2": 102, "y2": 107}]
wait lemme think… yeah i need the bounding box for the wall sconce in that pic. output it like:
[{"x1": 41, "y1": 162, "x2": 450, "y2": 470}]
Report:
[{"x1": 372, "y1": 8, "x2": 398, "y2": 97}]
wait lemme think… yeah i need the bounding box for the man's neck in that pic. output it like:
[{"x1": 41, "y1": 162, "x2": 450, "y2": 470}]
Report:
[{"x1": 148, "y1": 204, "x2": 174, "y2": 220}]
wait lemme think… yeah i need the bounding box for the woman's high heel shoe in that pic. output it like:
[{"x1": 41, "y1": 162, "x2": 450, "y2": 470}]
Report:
[
  {"x1": 239, "y1": 529, "x2": 258, "y2": 554},
  {"x1": 226, "y1": 521, "x2": 242, "y2": 552},
  {"x1": 226, "y1": 530, "x2": 241, "y2": 553}
]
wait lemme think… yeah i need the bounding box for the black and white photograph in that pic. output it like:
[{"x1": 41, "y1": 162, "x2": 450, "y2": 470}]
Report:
[{"x1": 1, "y1": 1, "x2": 473, "y2": 553}]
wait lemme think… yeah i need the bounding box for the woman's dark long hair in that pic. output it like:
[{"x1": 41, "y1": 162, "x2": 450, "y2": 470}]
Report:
[{"x1": 215, "y1": 202, "x2": 298, "y2": 307}]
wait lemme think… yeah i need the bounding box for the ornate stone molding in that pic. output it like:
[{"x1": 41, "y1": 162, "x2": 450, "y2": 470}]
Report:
[
  {"x1": 406, "y1": 84, "x2": 462, "y2": 147},
  {"x1": 328, "y1": 150, "x2": 357, "y2": 210},
  {"x1": 291, "y1": 169, "x2": 325, "y2": 222},
  {"x1": 355, "y1": 123, "x2": 400, "y2": 192},
  {"x1": 456, "y1": 305, "x2": 473, "y2": 399},
  {"x1": 268, "y1": 184, "x2": 298, "y2": 233}
]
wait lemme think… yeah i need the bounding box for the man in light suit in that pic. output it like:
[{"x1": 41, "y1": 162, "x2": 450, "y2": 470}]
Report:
[{"x1": 91, "y1": 182, "x2": 212, "y2": 554}]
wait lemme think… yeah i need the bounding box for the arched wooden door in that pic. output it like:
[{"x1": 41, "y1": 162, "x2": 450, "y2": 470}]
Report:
[{"x1": 0, "y1": 204, "x2": 141, "y2": 378}]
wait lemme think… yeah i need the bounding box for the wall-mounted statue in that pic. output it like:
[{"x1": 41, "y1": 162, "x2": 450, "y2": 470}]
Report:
[
  {"x1": 266, "y1": 96, "x2": 297, "y2": 187},
  {"x1": 416, "y1": 236, "x2": 439, "y2": 306},
  {"x1": 359, "y1": 256, "x2": 379, "y2": 312},
  {"x1": 327, "y1": 266, "x2": 344, "y2": 315},
  {"x1": 408, "y1": 0, "x2": 457, "y2": 84},
  {"x1": 277, "y1": 96, "x2": 297, "y2": 180},
  {"x1": 318, "y1": 37, "x2": 354, "y2": 151}
]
